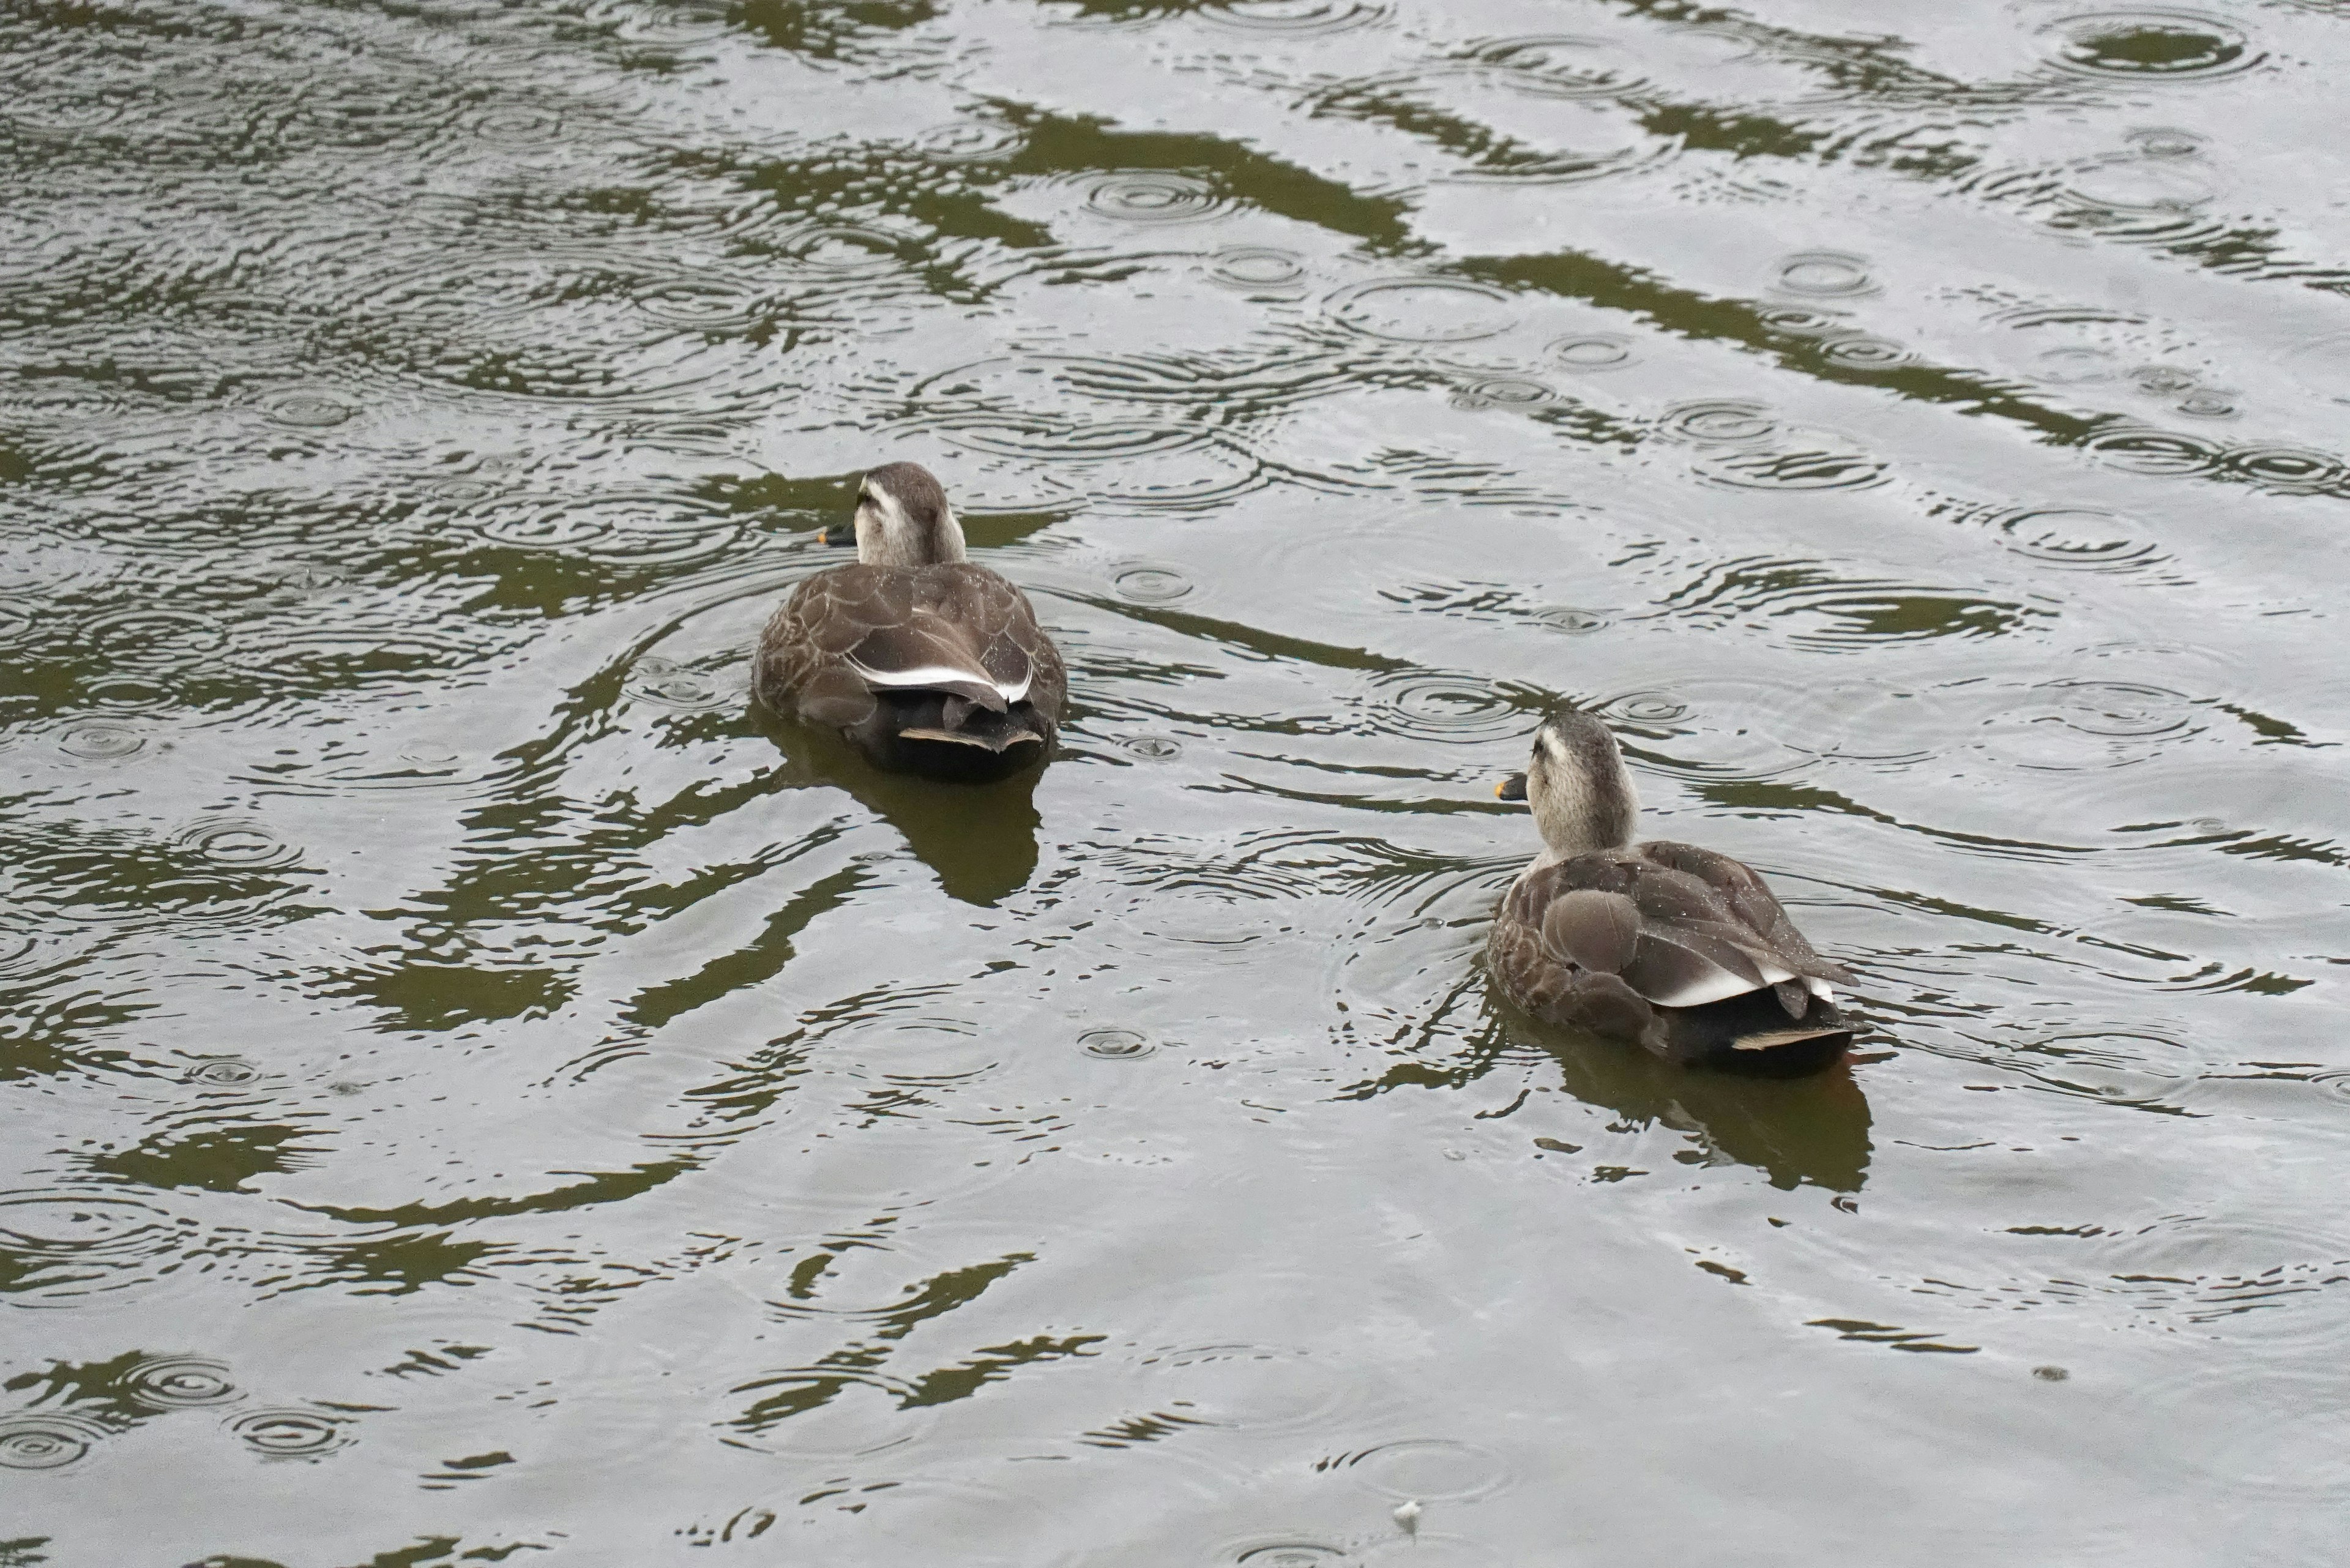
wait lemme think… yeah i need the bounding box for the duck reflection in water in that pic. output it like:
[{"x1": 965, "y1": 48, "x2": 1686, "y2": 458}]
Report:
[
  {"x1": 1507, "y1": 997, "x2": 1873, "y2": 1192},
  {"x1": 758, "y1": 715, "x2": 1045, "y2": 906},
  {"x1": 750, "y1": 464, "x2": 1065, "y2": 906}
]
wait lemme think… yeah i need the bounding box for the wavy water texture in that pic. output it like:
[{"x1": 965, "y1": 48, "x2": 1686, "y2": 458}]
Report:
[{"x1": 1, "y1": 0, "x2": 2346, "y2": 1563}]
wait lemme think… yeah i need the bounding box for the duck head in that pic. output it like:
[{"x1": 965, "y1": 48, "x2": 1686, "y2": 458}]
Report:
[
  {"x1": 1497, "y1": 707, "x2": 1639, "y2": 856},
  {"x1": 831, "y1": 461, "x2": 969, "y2": 567}
]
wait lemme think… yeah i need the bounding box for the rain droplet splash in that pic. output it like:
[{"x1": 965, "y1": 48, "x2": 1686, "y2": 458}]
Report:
[
  {"x1": 1327, "y1": 278, "x2": 1516, "y2": 343},
  {"x1": 1080, "y1": 1028, "x2": 1156, "y2": 1060},
  {"x1": 1462, "y1": 35, "x2": 1651, "y2": 99},
  {"x1": 2083, "y1": 425, "x2": 2223, "y2": 477},
  {"x1": 1365, "y1": 671, "x2": 1542, "y2": 744},
  {"x1": 1207, "y1": 247, "x2": 1308, "y2": 291},
  {"x1": 124, "y1": 1353, "x2": 240, "y2": 1410},
  {"x1": 2045, "y1": 11, "x2": 2258, "y2": 81},
  {"x1": 1203, "y1": 0, "x2": 1392, "y2": 34},
  {"x1": 1819, "y1": 336, "x2": 1918, "y2": 371},
  {"x1": 1657, "y1": 399, "x2": 1780, "y2": 446},
  {"x1": 228, "y1": 1407, "x2": 352, "y2": 1460},
  {"x1": 1772, "y1": 252, "x2": 1876, "y2": 299},
  {"x1": 1550, "y1": 333, "x2": 1635, "y2": 370},
  {"x1": 185, "y1": 1057, "x2": 262, "y2": 1087},
  {"x1": 1452, "y1": 376, "x2": 1554, "y2": 409},
  {"x1": 1085, "y1": 172, "x2": 1230, "y2": 225},
  {"x1": 0, "y1": 1413, "x2": 108, "y2": 1471},
  {"x1": 1979, "y1": 505, "x2": 2166, "y2": 572},
  {"x1": 1331, "y1": 1436, "x2": 1513, "y2": 1500},
  {"x1": 60, "y1": 723, "x2": 146, "y2": 761},
  {"x1": 1112, "y1": 564, "x2": 1196, "y2": 603}
]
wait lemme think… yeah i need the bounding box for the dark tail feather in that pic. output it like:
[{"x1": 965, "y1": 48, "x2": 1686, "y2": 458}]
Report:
[
  {"x1": 1657, "y1": 987, "x2": 1854, "y2": 1075},
  {"x1": 846, "y1": 690, "x2": 1053, "y2": 782}
]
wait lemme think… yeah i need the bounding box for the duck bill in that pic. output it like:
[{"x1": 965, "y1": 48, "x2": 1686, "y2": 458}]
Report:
[
  {"x1": 816, "y1": 527, "x2": 858, "y2": 547},
  {"x1": 1495, "y1": 772, "x2": 1528, "y2": 802}
]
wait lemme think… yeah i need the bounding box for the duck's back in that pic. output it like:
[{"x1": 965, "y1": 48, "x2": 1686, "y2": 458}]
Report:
[
  {"x1": 1489, "y1": 841, "x2": 1852, "y2": 1064},
  {"x1": 755, "y1": 562, "x2": 1066, "y2": 778}
]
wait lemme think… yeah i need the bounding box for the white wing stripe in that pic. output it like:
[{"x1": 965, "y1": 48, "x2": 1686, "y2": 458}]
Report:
[{"x1": 848, "y1": 658, "x2": 1030, "y2": 703}]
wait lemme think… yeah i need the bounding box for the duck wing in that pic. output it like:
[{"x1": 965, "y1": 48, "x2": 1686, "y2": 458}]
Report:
[
  {"x1": 1637, "y1": 840, "x2": 1853, "y2": 985},
  {"x1": 757, "y1": 564, "x2": 1062, "y2": 727},
  {"x1": 1510, "y1": 851, "x2": 1841, "y2": 1012}
]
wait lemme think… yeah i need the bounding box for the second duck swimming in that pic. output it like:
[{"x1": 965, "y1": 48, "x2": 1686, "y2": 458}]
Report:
[{"x1": 1488, "y1": 709, "x2": 1856, "y2": 1073}]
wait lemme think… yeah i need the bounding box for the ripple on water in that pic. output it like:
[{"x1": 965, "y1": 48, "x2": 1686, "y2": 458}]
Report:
[
  {"x1": 0, "y1": 1187, "x2": 187, "y2": 1305},
  {"x1": 785, "y1": 224, "x2": 916, "y2": 274},
  {"x1": 1694, "y1": 431, "x2": 1892, "y2": 493},
  {"x1": 59, "y1": 723, "x2": 147, "y2": 761},
  {"x1": 1772, "y1": 251, "x2": 1876, "y2": 299},
  {"x1": 912, "y1": 119, "x2": 1024, "y2": 163},
  {"x1": 1460, "y1": 34, "x2": 1652, "y2": 99},
  {"x1": 2222, "y1": 446, "x2": 2344, "y2": 495},
  {"x1": 174, "y1": 816, "x2": 300, "y2": 869},
  {"x1": 1327, "y1": 278, "x2": 1516, "y2": 343},
  {"x1": 1111, "y1": 562, "x2": 1196, "y2": 603},
  {"x1": 1203, "y1": 0, "x2": 1392, "y2": 34},
  {"x1": 263, "y1": 392, "x2": 356, "y2": 428},
  {"x1": 1759, "y1": 307, "x2": 1856, "y2": 338},
  {"x1": 1080, "y1": 1028, "x2": 1157, "y2": 1060},
  {"x1": 1818, "y1": 336, "x2": 1918, "y2": 371},
  {"x1": 1964, "y1": 503, "x2": 2168, "y2": 572},
  {"x1": 1207, "y1": 246, "x2": 1308, "y2": 293},
  {"x1": 185, "y1": 1056, "x2": 262, "y2": 1086},
  {"x1": 633, "y1": 275, "x2": 769, "y2": 330},
  {"x1": 1452, "y1": 375, "x2": 1554, "y2": 409},
  {"x1": 124, "y1": 1353, "x2": 241, "y2": 1410},
  {"x1": 0, "y1": 1413, "x2": 110, "y2": 1471},
  {"x1": 2082, "y1": 425, "x2": 2223, "y2": 478},
  {"x1": 1594, "y1": 691, "x2": 1691, "y2": 729},
  {"x1": 1550, "y1": 333, "x2": 1636, "y2": 370},
  {"x1": 1329, "y1": 1436, "x2": 1512, "y2": 1500},
  {"x1": 1973, "y1": 679, "x2": 2204, "y2": 770},
  {"x1": 228, "y1": 1407, "x2": 352, "y2": 1461},
  {"x1": 1656, "y1": 399, "x2": 1780, "y2": 446},
  {"x1": 479, "y1": 512, "x2": 615, "y2": 550},
  {"x1": 2124, "y1": 1363, "x2": 2350, "y2": 1501},
  {"x1": 1365, "y1": 671, "x2": 1543, "y2": 744},
  {"x1": 1222, "y1": 1540, "x2": 1352, "y2": 1566},
  {"x1": 2062, "y1": 153, "x2": 2218, "y2": 214},
  {"x1": 722, "y1": 1368, "x2": 934, "y2": 1458},
  {"x1": 82, "y1": 607, "x2": 228, "y2": 665},
  {"x1": 626, "y1": 655, "x2": 727, "y2": 709},
  {"x1": 2285, "y1": 334, "x2": 2350, "y2": 405},
  {"x1": 1084, "y1": 172, "x2": 1231, "y2": 225},
  {"x1": 2043, "y1": 10, "x2": 2259, "y2": 81},
  {"x1": 1116, "y1": 1342, "x2": 1349, "y2": 1435}
]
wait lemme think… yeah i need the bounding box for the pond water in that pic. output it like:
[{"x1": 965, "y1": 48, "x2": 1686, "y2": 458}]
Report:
[{"x1": 4, "y1": 0, "x2": 2348, "y2": 1561}]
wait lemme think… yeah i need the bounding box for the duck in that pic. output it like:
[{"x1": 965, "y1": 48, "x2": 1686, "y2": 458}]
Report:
[
  {"x1": 1487, "y1": 707, "x2": 1856, "y2": 1072},
  {"x1": 753, "y1": 462, "x2": 1067, "y2": 782}
]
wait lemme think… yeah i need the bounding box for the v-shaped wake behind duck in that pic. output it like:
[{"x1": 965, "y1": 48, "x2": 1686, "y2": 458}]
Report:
[
  {"x1": 754, "y1": 463, "x2": 1067, "y2": 783},
  {"x1": 1488, "y1": 709, "x2": 1856, "y2": 1072}
]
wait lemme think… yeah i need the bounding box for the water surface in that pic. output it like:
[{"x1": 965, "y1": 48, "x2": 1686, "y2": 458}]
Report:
[{"x1": 4, "y1": 0, "x2": 2349, "y2": 1561}]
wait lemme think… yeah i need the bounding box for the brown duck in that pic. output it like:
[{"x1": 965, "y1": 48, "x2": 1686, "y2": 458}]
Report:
[
  {"x1": 1488, "y1": 709, "x2": 1856, "y2": 1070},
  {"x1": 753, "y1": 463, "x2": 1067, "y2": 782}
]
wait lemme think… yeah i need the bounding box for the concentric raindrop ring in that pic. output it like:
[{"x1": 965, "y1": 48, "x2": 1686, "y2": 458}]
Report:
[
  {"x1": 125, "y1": 1354, "x2": 239, "y2": 1410},
  {"x1": 0, "y1": 1414, "x2": 108, "y2": 1471},
  {"x1": 1085, "y1": 172, "x2": 1229, "y2": 225},
  {"x1": 228, "y1": 1408, "x2": 350, "y2": 1460}
]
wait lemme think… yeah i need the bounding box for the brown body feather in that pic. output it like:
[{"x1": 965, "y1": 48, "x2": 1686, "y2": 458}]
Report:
[
  {"x1": 753, "y1": 561, "x2": 1067, "y2": 782},
  {"x1": 1490, "y1": 840, "x2": 1855, "y2": 1070}
]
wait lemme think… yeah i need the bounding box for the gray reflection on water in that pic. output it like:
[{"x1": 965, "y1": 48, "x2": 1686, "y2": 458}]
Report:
[{"x1": 2, "y1": 0, "x2": 2347, "y2": 1562}]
